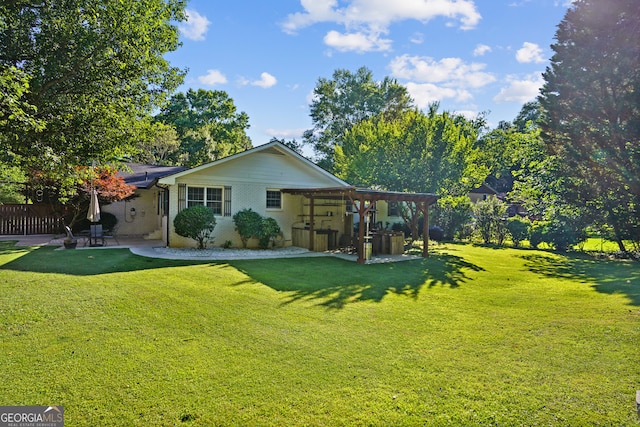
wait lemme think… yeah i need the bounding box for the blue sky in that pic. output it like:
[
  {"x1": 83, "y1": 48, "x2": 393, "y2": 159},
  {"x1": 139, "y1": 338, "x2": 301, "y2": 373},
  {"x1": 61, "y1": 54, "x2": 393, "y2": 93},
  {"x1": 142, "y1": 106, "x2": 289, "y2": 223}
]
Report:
[{"x1": 165, "y1": 0, "x2": 573, "y2": 147}]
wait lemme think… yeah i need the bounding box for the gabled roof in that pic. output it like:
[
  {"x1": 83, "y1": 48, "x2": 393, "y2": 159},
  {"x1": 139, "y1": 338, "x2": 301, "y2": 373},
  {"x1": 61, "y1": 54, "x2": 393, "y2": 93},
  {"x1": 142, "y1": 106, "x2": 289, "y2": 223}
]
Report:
[
  {"x1": 469, "y1": 183, "x2": 498, "y2": 195},
  {"x1": 157, "y1": 141, "x2": 350, "y2": 187},
  {"x1": 120, "y1": 163, "x2": 188, "y2": 189}
]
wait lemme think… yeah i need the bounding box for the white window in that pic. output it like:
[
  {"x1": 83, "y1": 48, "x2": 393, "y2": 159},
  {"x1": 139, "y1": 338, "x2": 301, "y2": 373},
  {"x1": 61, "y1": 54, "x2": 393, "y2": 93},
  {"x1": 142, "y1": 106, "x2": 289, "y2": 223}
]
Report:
[
  {"x1": 266, "y1": 190, "x2": 282, "y2": 209},
  {"x1": 187, "y1": 186, "x2": 223, "y2": 215}
]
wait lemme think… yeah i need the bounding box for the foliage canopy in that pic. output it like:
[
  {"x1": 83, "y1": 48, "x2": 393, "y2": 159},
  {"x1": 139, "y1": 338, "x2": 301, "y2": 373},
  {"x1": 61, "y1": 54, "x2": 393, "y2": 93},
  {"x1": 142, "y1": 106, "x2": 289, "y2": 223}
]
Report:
[
  {"x1": 0, "y1": 0, "x2": 186, "y2": 192},
  {"x1": 304, "y1": 66, "x2": 413, "y2": 171},
  {"x1": 155, "y1": 89, "x2": 252, "y2": 167}
]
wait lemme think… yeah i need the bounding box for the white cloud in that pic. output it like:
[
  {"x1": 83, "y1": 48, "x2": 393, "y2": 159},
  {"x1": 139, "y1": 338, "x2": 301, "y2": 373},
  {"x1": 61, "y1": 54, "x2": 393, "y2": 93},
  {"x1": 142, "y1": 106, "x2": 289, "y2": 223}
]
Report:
[
  {"x1": 389, "y1": 55, "x2": 496, "y2": 88},
  {"x1": 282, "y1": 0, "x2": 481, "y2": 52},
  {"x1": 406, "y1": 83, "x2": 472, "y2": 109},
  {"x1": 453, "y1": 109, "x2": 480, "y2": 120},
  {"x1": 265, "y1": 128, "x2": 306, "y2": 139},
  {"x1": 410, "y1": 32, "x2": 424, "y2": 44},
  {"x1": 251, "y1": 72, "x2": 278, "y2": 88},
  {"x1": 179, "y1": 9, "x2": 211, "y2": 41},
  {"x1": 516, "y1": 42, "x2": 545, "y2": 63},
  {"x1": 281, "y1": 0, "x2": 339, "y2": 34},
  {"x1": 323, "y1": 30, "x2": 392, "y2": 53},
  {"x1": 198, "y1": 69, "x2": 228, "y2": 86},
  {"x1": 473, "y1": 44, "x2": 492, "y2": 57},
  {"x1": 493, "y1": 73, "x2": 544, "y2": 103}
]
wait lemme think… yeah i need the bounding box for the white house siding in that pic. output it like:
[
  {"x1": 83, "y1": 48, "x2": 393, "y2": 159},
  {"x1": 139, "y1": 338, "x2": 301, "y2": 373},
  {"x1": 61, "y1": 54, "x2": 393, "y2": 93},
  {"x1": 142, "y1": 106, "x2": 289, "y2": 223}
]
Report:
[
  {"x1": 375, "y1": 200, "x2": 404, "y2": 230},
  {"x1": 102, "y1": 189, "x2": 161, "y2": 236},
  {"x1": 165, "y1": 148, "x2": 348, "y2": 248}
]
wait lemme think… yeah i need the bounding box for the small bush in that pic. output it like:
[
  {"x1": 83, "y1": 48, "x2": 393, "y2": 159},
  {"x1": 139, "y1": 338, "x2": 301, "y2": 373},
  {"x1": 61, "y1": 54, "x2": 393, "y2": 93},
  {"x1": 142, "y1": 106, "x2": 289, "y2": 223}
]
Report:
[
  {"x1": 428, "y1": 226, "x2": 445, "y2": 242},
  {"x1": 545, "y1": 215, "x2": 586, "y2": 252},
  {"x1": 433, "y1": 196, "x2": 473, "y2": 241},
  {"x1": 506, "y1": 216, "x2": 530, "y2": 248},
  {"x1": 529, "y1": 221, "x2": 548, "y2": 249},
  {"x1": 174, "y1": 205, "x2": 217, "y2": 249},
  {"x1": 473, "y1": 197, "x2": 508, "y2": 244},
  {"x1": 258, "y1": 217, "x2": 282, "y2": 249},
  {"x1": 73, "y1": 211, "x2": 118, "y2": 232},
  {"x1": 233, "y1": 208, "x2": 262, "y2": 248}
]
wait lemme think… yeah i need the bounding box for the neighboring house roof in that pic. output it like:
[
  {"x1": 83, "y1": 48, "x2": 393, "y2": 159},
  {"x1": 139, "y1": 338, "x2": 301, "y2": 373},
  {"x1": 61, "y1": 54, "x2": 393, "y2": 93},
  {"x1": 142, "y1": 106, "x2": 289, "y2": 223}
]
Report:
[
  {"x1": 120, "y1": 163, "x2": 189, "y2": 189},
  {"x1": 469, "y1": 183, "x2": 498, "y2": 195},
  {"x1": 157, "y1": 141, "x2": 350, "y2": 188}
]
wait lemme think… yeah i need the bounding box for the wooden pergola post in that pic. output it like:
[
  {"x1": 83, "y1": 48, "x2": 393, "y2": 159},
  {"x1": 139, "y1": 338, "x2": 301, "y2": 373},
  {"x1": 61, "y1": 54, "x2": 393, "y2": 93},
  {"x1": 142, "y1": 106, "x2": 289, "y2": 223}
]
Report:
[
  {"x1": 351, "y1": 195, "x2": 376, "y2": 264},
  {"x1": 419, "y1": 201, "x2": 430, "y2": 258},
  {"x1": 308, "y1": 195, "x2": 315, "y2": 251}
]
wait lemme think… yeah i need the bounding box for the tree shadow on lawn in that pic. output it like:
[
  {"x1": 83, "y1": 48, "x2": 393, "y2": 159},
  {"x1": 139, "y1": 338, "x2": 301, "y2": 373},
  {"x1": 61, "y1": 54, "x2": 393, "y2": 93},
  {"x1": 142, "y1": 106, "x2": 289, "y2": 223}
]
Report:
[
  {"x1": 519, "y1": 252, "x2": 640, "y2": 306},
  {"x1": 0, "y1": 243, "x2": 209, "y2": 276},
  {"x1": 229, "y1": 251, "x2": 484, "y2": 309}
]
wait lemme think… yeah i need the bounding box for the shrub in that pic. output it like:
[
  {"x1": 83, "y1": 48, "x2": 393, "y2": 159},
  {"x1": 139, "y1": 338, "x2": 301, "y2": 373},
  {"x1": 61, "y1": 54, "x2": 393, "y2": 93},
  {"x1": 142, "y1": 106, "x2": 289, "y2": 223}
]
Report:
[
  {"x1": 174, "y1": 205, "x2": 217, "y2": 249},
  {"x1": 258, "y1": 217, "x2": 282, "y2": 249},
  {"x1": 433, "y1": 196, "x2": 473, "y2": 240},
  {"x1": 529, "y1": 221, "x2": 548, "y2": 249},
  {"x1": 506, "y1": 216, "x2": 530, "y2": 247},
  {"x1": 545, "y1": 215, "x2": 587, "y2": 252},
  {"x1": 233, "y1": 208, "x2": 262, "y2": 248},
  {"x1": 428, "y1": 226, "x2": 444, "y2": 242},
  {"x1": 73, "y1": 211, "x2": 118, "y2": 232},
  {"x1": 473, "y1": 197, "x2": 507, "y2": 244}
]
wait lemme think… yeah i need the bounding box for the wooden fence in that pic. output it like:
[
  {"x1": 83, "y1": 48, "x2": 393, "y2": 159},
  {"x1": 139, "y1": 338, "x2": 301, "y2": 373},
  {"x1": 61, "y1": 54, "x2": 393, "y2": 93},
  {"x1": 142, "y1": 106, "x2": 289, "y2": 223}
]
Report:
[{"x1": 0, "y1": 204, "x2": 66, "y2": 235}]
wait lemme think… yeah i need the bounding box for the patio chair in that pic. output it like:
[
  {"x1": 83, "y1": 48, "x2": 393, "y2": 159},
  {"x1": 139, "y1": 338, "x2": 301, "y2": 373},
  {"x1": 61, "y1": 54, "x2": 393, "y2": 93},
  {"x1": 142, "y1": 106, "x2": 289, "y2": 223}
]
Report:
[
  {"x1": 89, "y1": 224, "x2": 105, "y2": 246},
  {"x1": 103, "y1": 225, "x2": 119, "y2": 245}
]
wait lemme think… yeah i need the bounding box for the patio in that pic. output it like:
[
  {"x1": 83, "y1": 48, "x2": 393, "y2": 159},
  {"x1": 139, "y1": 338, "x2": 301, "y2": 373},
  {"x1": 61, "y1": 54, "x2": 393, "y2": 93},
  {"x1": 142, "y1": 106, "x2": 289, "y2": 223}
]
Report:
[{"x1": 0, "y1": 234, "x2": 423, "y2": 263}]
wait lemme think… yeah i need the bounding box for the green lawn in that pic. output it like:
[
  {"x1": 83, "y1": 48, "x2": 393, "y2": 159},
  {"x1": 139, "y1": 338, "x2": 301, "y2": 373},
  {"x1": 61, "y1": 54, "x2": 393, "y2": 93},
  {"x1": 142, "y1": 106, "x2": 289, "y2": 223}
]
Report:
[{"x1": 1, "y1": 242, "x2": 639, "y2": 426}]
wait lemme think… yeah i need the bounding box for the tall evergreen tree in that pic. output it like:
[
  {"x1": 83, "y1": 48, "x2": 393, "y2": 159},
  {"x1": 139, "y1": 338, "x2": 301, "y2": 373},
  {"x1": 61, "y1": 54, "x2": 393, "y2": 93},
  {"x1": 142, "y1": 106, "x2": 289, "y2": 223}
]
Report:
[{"x1": 539, "y1": 0, "x2": 640, "y2": 250}]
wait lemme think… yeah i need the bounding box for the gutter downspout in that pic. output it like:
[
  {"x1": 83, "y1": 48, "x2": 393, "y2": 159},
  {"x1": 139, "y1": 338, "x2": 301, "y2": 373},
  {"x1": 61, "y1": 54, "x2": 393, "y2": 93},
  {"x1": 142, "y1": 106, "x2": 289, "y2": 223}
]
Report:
[{"x1": 156, "y1": 183, "x2": 170, "y2": 247}]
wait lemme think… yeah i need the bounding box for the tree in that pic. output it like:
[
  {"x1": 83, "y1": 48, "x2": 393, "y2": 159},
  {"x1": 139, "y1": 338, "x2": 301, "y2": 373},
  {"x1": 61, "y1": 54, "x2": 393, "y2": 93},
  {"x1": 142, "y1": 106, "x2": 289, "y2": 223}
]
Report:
[
  {"x1": 0, "y1": 65, "x2": 44, "y2": 138},
  {"x1": 132, "y1": 122, "x2": 181, "y2": 165},
  {"x1": 60, "y1": 166, "x2": 136, "y2": 228},
  {"x1": 505, "y1": 216, "x2": 530, "y2": 248},
  {"x1": 0, "y1": 0, "x2": 186, "y2": 193},
  {"x1": 0, "y1": 162, "x2": 27, "y2": 204},
  {"x1": 539, "y1": 0, "x2": 640, "y2": 251},
  {"x1": 335, "y1": 105, "x2": 488, "y2": 239},
  {"x1": 174, "y1": 205, "x2": 217, "y2": 249},
  {"x1": 304, "y1": 67, "x2": 413, "y2": 171},
  {"x1": 432, "y1": 195, "x2": 473, "y2": 241},
  {"x1": 268, "y1": 137, "x2": 305, "y2": 157},
  {"x1": 155, "y1": 89, "x2": 252, "y2": 167},
  {"x1": 473, "y1": 197, "x2": 508, "y2": 244}
]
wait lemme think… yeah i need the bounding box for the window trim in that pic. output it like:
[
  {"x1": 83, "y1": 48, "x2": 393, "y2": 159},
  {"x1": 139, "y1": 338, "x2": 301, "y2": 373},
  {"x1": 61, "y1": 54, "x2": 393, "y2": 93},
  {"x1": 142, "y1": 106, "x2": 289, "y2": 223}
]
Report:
[
  {"x1": 186, "y1": 185, "x2": 225, "y2": 216},
  {"x1": 266, "y1": 189, "x2": 282, "y2": 210}
]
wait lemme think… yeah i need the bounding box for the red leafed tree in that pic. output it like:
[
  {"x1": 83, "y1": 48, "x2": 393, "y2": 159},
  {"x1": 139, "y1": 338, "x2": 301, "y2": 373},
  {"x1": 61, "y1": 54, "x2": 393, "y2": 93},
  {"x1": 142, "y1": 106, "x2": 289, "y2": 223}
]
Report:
[{"x1": 66, "y1": 166, "x2": 136, "y2": 228}]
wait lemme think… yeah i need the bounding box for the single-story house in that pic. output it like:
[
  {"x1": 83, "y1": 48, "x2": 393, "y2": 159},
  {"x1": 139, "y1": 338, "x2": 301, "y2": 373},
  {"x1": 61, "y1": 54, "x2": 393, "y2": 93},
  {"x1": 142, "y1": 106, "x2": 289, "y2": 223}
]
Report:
[
  {"x1": 105, "y1": 141, "x2": 438, "y2": 263},
  {"x1": 469, "y1": 183, "x2": 498, "y2": 203}
]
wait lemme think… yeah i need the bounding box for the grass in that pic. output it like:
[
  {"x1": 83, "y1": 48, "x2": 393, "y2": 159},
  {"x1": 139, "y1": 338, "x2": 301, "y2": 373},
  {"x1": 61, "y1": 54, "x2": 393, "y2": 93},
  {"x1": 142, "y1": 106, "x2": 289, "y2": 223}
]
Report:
[{"x1": 1, "y1": 241, "x2": 639, "y2": 426}]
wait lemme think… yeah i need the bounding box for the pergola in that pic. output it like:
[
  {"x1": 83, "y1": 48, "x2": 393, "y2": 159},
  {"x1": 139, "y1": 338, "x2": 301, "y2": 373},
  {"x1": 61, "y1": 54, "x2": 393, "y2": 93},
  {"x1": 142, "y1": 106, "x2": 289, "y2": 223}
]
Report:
[{"x1": 281, "y1": 186, "x2": 438, "y2": 264}]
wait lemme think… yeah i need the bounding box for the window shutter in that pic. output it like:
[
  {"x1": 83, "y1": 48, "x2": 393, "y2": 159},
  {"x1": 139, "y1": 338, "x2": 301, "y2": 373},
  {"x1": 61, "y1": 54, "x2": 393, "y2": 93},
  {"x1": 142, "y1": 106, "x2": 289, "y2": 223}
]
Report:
[
  {"x1": 178, "y1": 184, "x2": 186, "y2": 212},
  {"x1": 224, "y1": 186, "x2": 232, "y2": 217}
]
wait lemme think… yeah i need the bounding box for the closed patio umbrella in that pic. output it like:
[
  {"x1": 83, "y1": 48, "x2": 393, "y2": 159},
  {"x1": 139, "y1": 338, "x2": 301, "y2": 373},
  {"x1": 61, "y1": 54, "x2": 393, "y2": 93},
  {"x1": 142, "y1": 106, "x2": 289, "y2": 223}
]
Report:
[{"x1": 87, "y1": 188, "x2": 101, "y2": 223}]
